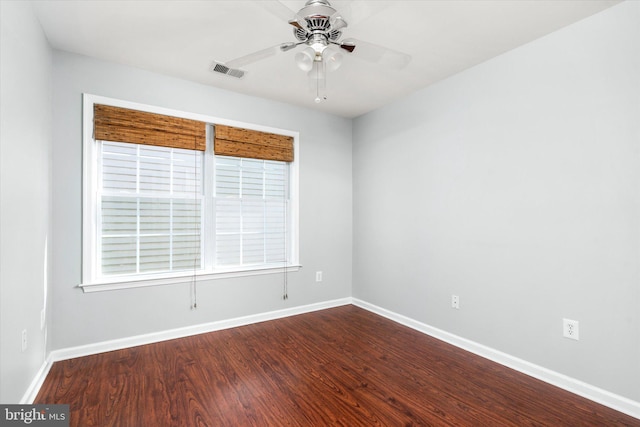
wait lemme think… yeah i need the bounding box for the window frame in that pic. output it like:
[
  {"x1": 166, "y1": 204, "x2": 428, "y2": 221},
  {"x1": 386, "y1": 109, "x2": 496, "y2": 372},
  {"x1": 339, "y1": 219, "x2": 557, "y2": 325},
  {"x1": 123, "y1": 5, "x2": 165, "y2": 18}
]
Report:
[{"x1": 81, "y1": 94, "x2": 300, "y2": 292}]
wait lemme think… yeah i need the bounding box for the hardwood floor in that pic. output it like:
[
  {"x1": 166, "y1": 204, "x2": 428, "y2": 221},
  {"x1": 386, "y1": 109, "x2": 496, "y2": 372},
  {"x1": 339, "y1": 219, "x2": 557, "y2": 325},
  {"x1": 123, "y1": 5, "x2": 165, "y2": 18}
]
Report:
[{"x1": 35, "y1": 305, "x2": 639, "y2": 426}]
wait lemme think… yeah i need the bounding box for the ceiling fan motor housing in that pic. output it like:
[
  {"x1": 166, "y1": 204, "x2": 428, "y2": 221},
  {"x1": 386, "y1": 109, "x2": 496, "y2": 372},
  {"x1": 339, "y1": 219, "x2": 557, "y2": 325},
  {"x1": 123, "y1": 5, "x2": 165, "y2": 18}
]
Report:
[{"x1": 293, "y1": 0, "x2": 344, "y2": 43}]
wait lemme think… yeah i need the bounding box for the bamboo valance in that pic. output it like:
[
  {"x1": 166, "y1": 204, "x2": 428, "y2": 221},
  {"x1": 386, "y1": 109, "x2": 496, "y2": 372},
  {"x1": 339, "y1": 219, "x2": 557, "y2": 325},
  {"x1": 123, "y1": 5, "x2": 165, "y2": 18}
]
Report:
[
  {"x1": 214, "y1": 124, "x2": 294, "y2": 162},
  {"x1": 94, "y1": 104, "x2": 206, "y2": 151}
]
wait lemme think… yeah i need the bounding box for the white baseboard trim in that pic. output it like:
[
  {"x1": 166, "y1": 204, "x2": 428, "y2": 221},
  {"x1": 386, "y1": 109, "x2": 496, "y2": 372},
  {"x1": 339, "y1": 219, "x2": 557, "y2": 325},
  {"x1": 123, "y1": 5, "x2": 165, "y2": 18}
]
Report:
[
  {"x1": 28, "y1": 297, "x2": 640, "y2": 420},
  {"x1": 21, "y1": 355, "x2": 54, "y2": 404},
  {"x1": 352, "y1": 298, "x2": 640, "y2": 420},
  {"x1": 49, "y1": 298, "x2": 352, "y2": 363}
]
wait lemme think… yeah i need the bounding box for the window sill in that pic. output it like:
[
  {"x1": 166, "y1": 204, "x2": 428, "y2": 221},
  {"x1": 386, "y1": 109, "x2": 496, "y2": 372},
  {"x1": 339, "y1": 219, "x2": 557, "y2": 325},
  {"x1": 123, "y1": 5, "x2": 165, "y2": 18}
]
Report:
[{"x1": 79, "y1": 265, "x2": 302, "y2": 293}]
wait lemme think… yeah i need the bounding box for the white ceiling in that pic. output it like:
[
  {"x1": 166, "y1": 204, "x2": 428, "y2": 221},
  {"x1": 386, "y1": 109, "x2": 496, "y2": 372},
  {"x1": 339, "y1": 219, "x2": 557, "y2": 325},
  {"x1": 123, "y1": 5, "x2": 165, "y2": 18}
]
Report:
[{"x1": 32, "y1": 0, "x2": 620, "y2": 118}]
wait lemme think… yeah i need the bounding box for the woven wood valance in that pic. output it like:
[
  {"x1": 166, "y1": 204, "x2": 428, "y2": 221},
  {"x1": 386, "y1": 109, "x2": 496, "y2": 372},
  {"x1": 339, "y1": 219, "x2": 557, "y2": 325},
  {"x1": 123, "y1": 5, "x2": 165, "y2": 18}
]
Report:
[
  {"x1": 94, "y1": 104, "x2": 206, "y2": 151},
  {"x1": 214, "y1": 125, "x2": 294, "y2": 162}
]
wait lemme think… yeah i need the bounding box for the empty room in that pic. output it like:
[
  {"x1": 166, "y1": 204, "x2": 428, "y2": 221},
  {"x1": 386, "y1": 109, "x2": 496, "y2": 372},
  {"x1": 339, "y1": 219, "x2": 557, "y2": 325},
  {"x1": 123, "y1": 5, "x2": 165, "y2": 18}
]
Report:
[{"x1": 1, "y1": 0, "x2": 639, "y2": 425}]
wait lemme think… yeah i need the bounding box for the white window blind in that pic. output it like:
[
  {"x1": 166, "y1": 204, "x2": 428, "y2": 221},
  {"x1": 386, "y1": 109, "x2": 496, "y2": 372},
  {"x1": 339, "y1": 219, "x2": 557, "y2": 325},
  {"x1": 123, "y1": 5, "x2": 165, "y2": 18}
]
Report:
[
  {"x1": 99, "y1": 141, "x2": 203, "y2": 277},
  {"x1": 214, "y1": 156, "x2": 289, "y2": 268}
]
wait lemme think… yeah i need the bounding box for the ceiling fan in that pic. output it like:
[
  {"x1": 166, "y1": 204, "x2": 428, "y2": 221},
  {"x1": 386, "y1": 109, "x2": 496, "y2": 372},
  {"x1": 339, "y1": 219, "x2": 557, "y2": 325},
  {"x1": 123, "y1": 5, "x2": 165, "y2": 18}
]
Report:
[{"x1": 211, "y1": 0, "x2": 411, "y2": 103}]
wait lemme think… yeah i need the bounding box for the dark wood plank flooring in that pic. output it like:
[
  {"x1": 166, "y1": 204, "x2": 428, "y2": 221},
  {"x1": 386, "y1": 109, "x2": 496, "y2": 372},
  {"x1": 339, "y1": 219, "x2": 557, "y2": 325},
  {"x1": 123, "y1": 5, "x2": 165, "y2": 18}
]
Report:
[{"x1": 35, "y1": 305, "x2": 639, "y2": 426}]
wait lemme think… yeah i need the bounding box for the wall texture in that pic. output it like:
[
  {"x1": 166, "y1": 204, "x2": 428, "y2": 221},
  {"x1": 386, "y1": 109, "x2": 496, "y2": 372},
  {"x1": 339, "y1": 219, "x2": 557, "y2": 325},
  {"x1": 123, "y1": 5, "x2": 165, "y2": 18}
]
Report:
[
  {"x1": 353, "y1": 1, "x2": 639, "y2": 402},
  {"x1": 50, "y1": 51, "x2": 353, "y2": 350},
  {"x1": 0, "y1": 1, "x2": 53, "y2": 403}
]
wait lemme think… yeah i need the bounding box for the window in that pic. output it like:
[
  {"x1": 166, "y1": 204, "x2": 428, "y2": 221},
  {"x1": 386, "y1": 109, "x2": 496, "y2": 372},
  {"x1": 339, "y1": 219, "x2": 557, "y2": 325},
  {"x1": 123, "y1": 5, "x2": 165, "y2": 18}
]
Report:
[
  {"x1": 214, "y1": 156, "x2": 289, "y2": 268},
  {"x1": 82, "y1": 95, "x2": 299, "y2": 291},
  {"x1": 99, "y1": 141, "x2": 203, "y2": 276}
]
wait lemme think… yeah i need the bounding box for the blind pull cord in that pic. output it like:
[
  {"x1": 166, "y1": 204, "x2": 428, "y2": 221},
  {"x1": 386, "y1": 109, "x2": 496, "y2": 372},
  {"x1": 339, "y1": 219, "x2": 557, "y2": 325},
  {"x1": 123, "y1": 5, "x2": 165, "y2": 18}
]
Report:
[
  {"x1": 283, "y1": 188, "x2": 289, "y2": 301},
  {"x1": 190, "y1": 135, "x2": 199, "y2": 310}
]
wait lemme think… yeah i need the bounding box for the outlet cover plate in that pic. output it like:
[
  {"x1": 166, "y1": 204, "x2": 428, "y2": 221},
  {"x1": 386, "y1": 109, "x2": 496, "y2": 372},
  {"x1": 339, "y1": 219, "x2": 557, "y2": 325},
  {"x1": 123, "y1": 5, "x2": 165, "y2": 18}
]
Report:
[
  {"x1": 563, "y1": 318, "x2": 579, "y2": 341},
  {"x1": 451, "y1": 295, "x2": 460, "y2": 309}
]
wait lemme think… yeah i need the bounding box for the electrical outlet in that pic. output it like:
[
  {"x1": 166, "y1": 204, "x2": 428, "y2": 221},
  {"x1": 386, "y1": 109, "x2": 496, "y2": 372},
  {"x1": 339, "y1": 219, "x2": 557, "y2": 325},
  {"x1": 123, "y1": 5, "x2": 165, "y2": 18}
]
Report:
[
  {"x1": 315, "y1": 271, "x2": 323, "y2": 282},
  {"x1": 21, "y1": 329, "x2": 27, "y2": 352},
  {"x1": 451, "y1": 295, "x2": 460, "y2": 309},
  {"x1": 563, "y1": 318, "x2": 579, "y2": 341}
]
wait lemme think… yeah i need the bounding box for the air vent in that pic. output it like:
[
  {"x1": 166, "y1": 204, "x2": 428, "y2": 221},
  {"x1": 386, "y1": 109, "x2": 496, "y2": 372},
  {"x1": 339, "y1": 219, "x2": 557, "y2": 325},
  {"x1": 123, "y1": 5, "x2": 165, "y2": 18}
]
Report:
[{"x1": 210, "y1": 62, "x2": 245, "y2": 79}]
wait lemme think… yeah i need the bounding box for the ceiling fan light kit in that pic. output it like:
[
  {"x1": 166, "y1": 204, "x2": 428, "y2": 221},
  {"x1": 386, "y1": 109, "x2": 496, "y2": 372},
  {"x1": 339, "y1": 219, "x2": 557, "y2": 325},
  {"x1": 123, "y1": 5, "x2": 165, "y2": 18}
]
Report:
[
  {"x1": 213, "y1": 0, "x2": 411, "y2": 103},
  {"x1": 288, "y1": 0, "x2": 347, "y2": 103}
]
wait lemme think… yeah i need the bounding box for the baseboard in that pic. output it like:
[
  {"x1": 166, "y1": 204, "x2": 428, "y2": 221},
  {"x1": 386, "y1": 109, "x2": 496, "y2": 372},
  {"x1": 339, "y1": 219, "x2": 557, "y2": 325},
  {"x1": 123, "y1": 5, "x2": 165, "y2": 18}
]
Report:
[
  {"x1": 20, "y1": 355, "x2": 54, "y2": 404},
  {"x1": 49, "y1": 297, "x2": 352, "y2": 362},
  {"x1": 352, "y1": 298, "x2": 640, "y2": 420},
  {"x1": 31, "y1": 297, "x2": 640, "y2": 420}
]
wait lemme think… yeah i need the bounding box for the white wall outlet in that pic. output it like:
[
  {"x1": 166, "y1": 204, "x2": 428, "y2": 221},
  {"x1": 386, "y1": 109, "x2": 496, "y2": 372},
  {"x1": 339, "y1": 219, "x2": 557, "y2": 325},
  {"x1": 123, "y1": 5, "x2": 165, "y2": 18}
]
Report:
[
  {"x1": 21, "y1": 329, "x2": 28, "y2": 352},
  {"x1": 563, "y1": 318, "x2": 579, "y2": 341},
  {"x1": 315, "y1": 271, "x2": 323, "y2": 282},
  {"x1": 451, "y1": 295, "x2": 460, "y2": 309}
]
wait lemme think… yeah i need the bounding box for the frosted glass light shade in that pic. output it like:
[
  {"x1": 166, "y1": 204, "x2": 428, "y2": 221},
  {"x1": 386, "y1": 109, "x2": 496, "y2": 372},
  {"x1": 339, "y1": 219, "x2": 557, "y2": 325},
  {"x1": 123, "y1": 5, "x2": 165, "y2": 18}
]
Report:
[
  {"x1": 324, "y1": 48, "x2": 343, "y2": 72},
  {"x1": 295, "y1": 47, "x2": 315, "y2": 72}
]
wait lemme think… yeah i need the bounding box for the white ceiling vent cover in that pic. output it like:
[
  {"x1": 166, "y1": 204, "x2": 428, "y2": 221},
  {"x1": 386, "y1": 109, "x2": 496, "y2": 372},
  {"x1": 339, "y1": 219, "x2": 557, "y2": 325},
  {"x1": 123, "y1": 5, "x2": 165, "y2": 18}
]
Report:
[{"x1": 210, "y1": 62, "x2": 245, "y2": 79}]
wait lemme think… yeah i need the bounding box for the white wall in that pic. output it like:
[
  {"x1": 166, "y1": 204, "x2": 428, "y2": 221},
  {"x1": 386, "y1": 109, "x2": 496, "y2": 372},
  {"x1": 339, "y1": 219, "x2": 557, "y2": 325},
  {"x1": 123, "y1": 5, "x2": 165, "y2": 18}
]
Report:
[
  {"x1": 353, "y1": 1, "x2": 639, "y2": 402},
  {"x1": 50, "y1": 51, "x2": 352, "y2": 350},
  {"x1": 0, "y1": 1, "x2": 53, "y2": 403}
]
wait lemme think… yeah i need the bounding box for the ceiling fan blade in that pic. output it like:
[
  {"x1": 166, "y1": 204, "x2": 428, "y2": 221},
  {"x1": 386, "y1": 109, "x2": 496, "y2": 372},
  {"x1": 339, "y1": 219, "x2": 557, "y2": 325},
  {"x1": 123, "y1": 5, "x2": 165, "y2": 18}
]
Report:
[
  {"x1": 338, "y1": 40, "x2": 356, "y2": 53},
  {"x1": 288, "y1": 18, "x2": 305, "y2": 30},
  {"x1": 225, "y1": 41, "x2": 302, "y2": 70},
  {"x1": 256, "y1": 1, "x2": 297, "y2": 22},
  {"x1": 257, "y1": 0, "x2": 309, "y2": 30},
  {"x1": 340, "y1": 38, "x2": 411, "y2": 70},
  {"x1": 280, "y1": 41, "x2": 301, "y2": 52},
  {"x1": 331, "y1": 1, "x2": 389, "y2": 28},
  {"x1": 226, "y1": 44, "x2": 283, "y2": 69},
  {"x1": 331, "y1": 14, "x2": 348, "y2": 31}
]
